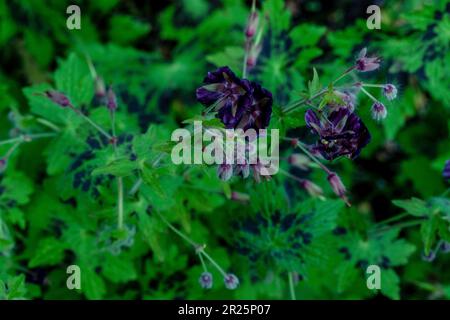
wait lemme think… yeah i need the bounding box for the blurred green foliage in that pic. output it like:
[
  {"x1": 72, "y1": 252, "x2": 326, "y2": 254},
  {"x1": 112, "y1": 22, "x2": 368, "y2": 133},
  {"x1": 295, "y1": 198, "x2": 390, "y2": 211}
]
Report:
[{"x1": 0, "y1": 0, "x2": 449, "y2": 300}]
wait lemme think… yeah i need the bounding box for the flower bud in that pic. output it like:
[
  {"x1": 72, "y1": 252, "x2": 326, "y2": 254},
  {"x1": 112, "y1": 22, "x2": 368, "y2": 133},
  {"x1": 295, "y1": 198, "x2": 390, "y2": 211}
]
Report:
[
  {"x1": 45, "y1": 90, "x2": 71, "y2": 108},
  {"x1": 0, "y1": 158, "x2": 7, "y2": 174},
  {"x1": 217, "y1": 164, "x2": 233, "y2": 181},
  {"x1": 327, "y1": 172, "x2": 350, "y2": 206},
  {"x1": 246, "y1": 44, "x2": 262, "y2": 68},
  {"x1": 300, "y1": 180, "x2": 323, "y2": 198},
  {"x1": 106, "y1": 87, "x2": 118, "y2": 111},
  {"x1": 224, "y1": 273, "x2": 239, "y2": 290},
  {"x1": 95, "y1": 76, "x2": 106, "y2": 98},
  {"x1": 245, "y1": 11, "x2": 259, "y2": 38},
  {"x1": 199, "y1": 272, "x2": 213, "y2": 289},
  {"x1": 231, "y1": 191, "x2": 250, "y2": 202},
  {"x1": 382, "y1": 84, "x2": 397, "y2": 100},
  {"x1": 371, "y1": 102, "x2": 387, "y2": 121},
  {"x1": 288, "y1": 154, "x2": 310, "y2": 170}
]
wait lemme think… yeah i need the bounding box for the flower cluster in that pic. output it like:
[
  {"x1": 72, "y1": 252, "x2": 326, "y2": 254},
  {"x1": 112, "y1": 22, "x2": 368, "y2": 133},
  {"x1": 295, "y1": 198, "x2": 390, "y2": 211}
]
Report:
[{"x1": 305, "y1": 108, "x2": 371, "y2": 161}]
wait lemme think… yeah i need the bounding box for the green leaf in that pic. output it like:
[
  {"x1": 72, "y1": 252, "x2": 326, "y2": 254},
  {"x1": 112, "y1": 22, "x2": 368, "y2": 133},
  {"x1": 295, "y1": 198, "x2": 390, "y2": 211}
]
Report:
[
  {"x1": 54, "y1": 53, "x2": 94, "y2": 107},
  {"x1": 392, "y1": 198, "x2": 428, "y2": 217},
  {"x1": 308, "y1": 67, "x2": 320, "y2": 98},
  {"x1": 92, "y1": 158, "x2": 138, "y2": 177},
  {"x1": 28, "y1": 237, "x2": 65, "y2": 268},
  {"x1": 109, "y1": 15, "x2": 151, "y2": 45},
  {"x1": 381, "y1": 269, "x2": 401, "y2": 300},
  {"x1": 82, "y1": 268, "x2": 106, "y2": 300}
]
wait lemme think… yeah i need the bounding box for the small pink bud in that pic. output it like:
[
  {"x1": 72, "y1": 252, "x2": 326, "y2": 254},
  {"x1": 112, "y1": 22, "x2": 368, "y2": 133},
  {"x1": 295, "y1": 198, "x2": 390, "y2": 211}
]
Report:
[
  {"x1": 95, "y1": 76, "x2": 106, "y2": 98},
  {"x1": 371, "y1": 102, "x2": 387, "y2": 121},
  {"x1": 106, "y1": 87, "x2": 117, "y2": 111},
  {"x1": 327, "y1": 172, "x2": 350, "y2": 206},
  {"x1": 0, "y1": 158, "x2": 7, "y2": 174},
  {"x1": 199, "y1": 272, "x2": 213, "y2": 289},
  {"x1": 224, "y1": 273, "x2": 239, "y2": 290},
  {"x1": 288, "y1": 154, "x2": 310, "y2": 170},
  {"x1": 246, "y1": 44, "x2": 262, "y2": 69},
  {"x1": 245, "y1": 11, "x2": 259, "y2": 38},
  {"x1": 45, "y1": 90, "x2": 71, "y2": 108},
  {"x1": 382, "y1": 84, "x2": 397, "y2": 100},
  {"x1": 300, "y1": 180, "x2": 323, "y2": 198},
  {"x1": 231, "y1": 191, "x2": 250, "y2": 202}
]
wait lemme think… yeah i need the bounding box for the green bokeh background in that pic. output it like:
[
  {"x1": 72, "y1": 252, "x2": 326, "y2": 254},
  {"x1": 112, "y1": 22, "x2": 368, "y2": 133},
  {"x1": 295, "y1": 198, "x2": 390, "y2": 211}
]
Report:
[{"x1": 0, "y1": 0, "x2": 449, "y2": 300}]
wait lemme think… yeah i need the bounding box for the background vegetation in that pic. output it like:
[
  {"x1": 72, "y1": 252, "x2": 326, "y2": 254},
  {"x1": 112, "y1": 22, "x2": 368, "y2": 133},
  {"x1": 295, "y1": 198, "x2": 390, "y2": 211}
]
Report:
[{"x1": 0, "y1": 0, "x2": 449, "y2": 300}]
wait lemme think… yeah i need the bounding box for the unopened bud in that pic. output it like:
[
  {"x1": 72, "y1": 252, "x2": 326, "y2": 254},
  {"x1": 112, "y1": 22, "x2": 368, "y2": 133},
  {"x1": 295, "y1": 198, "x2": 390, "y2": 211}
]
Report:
[
  {"x1": 218, "y1": 164, "x2": 233, "y2": 181},
  {"x1": 288, "y1": 154, "x2": 310, "y2": 170},
  {"x1": 45, "y1": 90, "x2": 71, "y2": 108},
  {"x1": 371, "y1": 102, "x2": 387, "y2": 121},
  {"x1": 231, "y1": 191, "x2": 250, "y2": 202},
  {"x1": 106, "y1": 87, "x2": 117, "y2": 111},
  {"x1": 382, "y1": 84, "x2": 397, "y2": 101},
  {"x1": 245, "y1": 11, "x2": 259, "y2": 38},
  {"x1": 199, "y1": 272, "x2": 213, "y2": 289},
  {"x1": 95, "y1": 76, "x2": 106, "y2": 98},
  {"x1": 246, "y1": 44, "x2": 262, "y2": 68},
  {"x1": 327, "y1": 172, "x2": 350, "y2": 206},
  {"x1": 300, "y1": 180, "x2": 323, "y2": 198},
  {"x1": 224, "y1": 273, "x2": 239, "y2": 290}
]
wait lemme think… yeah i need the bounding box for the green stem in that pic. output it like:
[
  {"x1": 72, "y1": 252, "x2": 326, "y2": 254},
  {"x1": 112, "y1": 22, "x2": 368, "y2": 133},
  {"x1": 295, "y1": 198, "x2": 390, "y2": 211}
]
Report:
[
  {"x1": 71, "y1": 106, "x2": 112, "y2": 140},
  {"x1": 285, "y1": 138, "x2": 332, "y2": 175},
  {"x1": 332, "y1": 66, "x2": 355, "y2": 85},
  {"x1": 154, "y1": 210, "x2": 199, "y2": 248},
  {"x1": 198, "y1": 252, "x2": 209, "y2": 273},
  {"x1": 288, "y1": 272, "x2": 296, "y2": 300},
  {"x1": 36, "y1": 118, "x2": 61, "y2": 132},
  {"x1": 200, "y1": 250, "x2": 228, "y2": 278},
  {"x1": 128, "y1": 177, "x2": 143, "y2": 196},
  {"x1": 117, "y1": 177, "x2": 124, "y2": 230},
  {"x1": 360, "y1": 86, "x2": 378, "y2": 103},
  {"x1": 373, "y1": 219, "x2": 425, "y2": 234},
  {"x1": 375, "y1": 212, "x2": 409, "y2": 227},
  {"x1": 283, "y1": 90, "x2": 327, "y2": 114},
  {"x1": 361, "y1": 83, "x2": 384, "y2": 88}
]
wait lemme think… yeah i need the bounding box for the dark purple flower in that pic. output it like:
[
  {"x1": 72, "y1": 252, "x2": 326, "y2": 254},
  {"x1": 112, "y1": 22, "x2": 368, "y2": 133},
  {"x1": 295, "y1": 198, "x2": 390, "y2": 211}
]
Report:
[
  {"x1": 196, "y1": 67, "x2": 272, "y2": 131},
  {"x1": 305, "y1": 108, "x2": 371, "y2": 160},
  {"x1": 233, "y1": 82, "x2": 272, "y2": 130},
  {"x1": 199, "y1": 272, "x2": 213, "y2": 289},
  {"x1": 196, "y1": 67, "x2": 251, "y2": 124},
  {"x1": 443, "y1": 160, "x2": 450, "y2": 181},
  {"x1": 355, "y1": 48, "x2": 381, "y2": 72}
]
